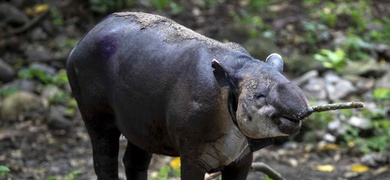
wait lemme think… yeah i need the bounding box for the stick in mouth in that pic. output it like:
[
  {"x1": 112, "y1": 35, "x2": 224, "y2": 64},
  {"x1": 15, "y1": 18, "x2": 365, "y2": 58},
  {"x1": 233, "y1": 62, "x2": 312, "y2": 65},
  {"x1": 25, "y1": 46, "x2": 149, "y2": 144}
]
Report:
[{"x1": 312, "y1": 102, "x2": 364, "y2": 112}]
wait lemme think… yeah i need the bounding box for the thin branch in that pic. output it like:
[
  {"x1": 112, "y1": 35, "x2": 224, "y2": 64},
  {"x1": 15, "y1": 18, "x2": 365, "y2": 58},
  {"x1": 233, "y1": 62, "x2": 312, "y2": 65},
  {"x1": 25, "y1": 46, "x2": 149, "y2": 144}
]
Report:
[
  {"x1": 251, "y1": 162, "x2": 286, "y2": 180},
  {"x1": 204, "y1": 162, "x2": 286, "y2": 180},
  {"x1": 312, "y1": 102, "x2": 364, "y2": 112},
  {"x1": 205, "y1": 172, "x2": 221, "y2": 180},
  {"x1": 1, "y1": 10, "x2": 49, "y2": 38}
]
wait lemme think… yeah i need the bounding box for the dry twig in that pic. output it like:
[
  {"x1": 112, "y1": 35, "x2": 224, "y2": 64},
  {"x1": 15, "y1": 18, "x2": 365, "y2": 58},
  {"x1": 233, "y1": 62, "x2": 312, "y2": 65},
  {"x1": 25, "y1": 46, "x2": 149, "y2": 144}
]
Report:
[
  {"x1": 312, "y1": 102, "x2": 364, "y2": 112},
  {"x1": 251, "y1": 162, "x2": 285, "y2": 180},
  {"x1": 205, "y1": 172, "x2": 221, "y2": 180},
  {"x1": 204, "y1": 162, "x2": 286, "y2": 180},
  {"x1": 1, "y1": 10, "x2": 49, "y2": 37}
]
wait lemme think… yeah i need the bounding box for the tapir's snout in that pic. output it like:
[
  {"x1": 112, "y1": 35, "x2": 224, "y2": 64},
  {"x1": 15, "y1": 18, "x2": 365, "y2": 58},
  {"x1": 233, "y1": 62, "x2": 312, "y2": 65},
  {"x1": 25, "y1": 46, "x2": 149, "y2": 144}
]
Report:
[{"x1": 267, "y1": 82, "x2": 312, "y2": 134}]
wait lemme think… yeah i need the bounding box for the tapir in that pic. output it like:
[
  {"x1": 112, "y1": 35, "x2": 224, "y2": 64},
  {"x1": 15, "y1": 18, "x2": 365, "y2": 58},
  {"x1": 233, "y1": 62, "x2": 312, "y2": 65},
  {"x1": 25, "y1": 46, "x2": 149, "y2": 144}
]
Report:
[{"x1": 66, "y1": 12, "x2": 313, "y2": 180}]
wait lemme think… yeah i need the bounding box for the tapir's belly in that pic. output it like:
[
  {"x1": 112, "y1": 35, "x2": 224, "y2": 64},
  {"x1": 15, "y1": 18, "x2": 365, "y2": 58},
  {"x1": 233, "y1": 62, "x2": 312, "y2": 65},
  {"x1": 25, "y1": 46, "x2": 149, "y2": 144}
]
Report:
[{"x1": 109, "y1": 85, "x2": 180, "y2": 156}]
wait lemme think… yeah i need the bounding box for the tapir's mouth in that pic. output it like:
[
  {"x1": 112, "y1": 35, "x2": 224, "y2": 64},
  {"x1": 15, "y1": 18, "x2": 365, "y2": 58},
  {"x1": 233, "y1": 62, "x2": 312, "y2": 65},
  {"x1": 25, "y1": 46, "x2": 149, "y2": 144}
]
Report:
[{"x1": 276, "y1": 116, "x2": 302, "y2": 134}]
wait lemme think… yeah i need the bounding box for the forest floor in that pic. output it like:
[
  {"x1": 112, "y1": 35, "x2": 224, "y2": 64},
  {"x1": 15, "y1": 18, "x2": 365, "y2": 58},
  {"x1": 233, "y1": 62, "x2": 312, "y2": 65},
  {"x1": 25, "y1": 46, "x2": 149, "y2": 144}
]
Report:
[{"x1": 1, "y1": 118, "x2": 389, "y2": 179}]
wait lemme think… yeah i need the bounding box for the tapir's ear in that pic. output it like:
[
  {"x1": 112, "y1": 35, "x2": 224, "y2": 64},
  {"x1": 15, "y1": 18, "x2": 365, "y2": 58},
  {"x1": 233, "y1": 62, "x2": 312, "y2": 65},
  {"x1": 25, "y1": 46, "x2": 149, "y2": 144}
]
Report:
[
  {"x1": 212, "y1": 59, "x2": 230, "y2": 87},
  {"x1": 265, "y1": 53, "x2": 284, "y2": 72}
]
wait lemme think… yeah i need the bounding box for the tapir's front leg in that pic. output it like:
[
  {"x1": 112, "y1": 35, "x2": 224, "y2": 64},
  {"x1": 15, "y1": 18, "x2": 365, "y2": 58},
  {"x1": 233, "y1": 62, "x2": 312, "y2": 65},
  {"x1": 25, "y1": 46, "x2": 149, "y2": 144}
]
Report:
[
  {"x1": 221, "y1": 151, "x2": 253, "y2": 180},
  {"x1": 180, "y1": 158, "x2": 207, "y2": 180},
  {"x1": 123, "y1": 141, "x2": 153, "y2": 180}
]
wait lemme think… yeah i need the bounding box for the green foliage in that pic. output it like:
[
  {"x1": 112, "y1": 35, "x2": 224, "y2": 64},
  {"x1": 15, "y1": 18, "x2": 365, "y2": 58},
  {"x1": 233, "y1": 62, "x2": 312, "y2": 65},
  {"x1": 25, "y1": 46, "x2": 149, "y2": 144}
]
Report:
[
  {"x1": 169, "y1": 2, "x2": 183, "y2": 15},
  {"x1": 348, "y1": 1, "x2": 370, "y2": 33},
  {"x1": 342, "y1": 35, "x2": 371, "y2": 60},
  {"x1": 46, "y1": 170, "x2": 81, "y2": 180},
  {"x1": 147, "y1": 0, "x2": 183, "y2": 14},
  {"x1": 48, "y1": 90, "x2": 71, "y2": 105},
  {"x1": 368, "y1": 18, "x2": 390, "y2": 44},
  {"x1": 151, "y1": 165, "x2": 180, "y2": 180},
  {"x1": 157, "y1": 165, "x2": 170, "y2": 179},
  {"x1": 148, "y1": 0, "x2": 170, "y2": 11},
  {"x1": 303, "y1": 0, "x2": 321, "y2": 6},
  {"x1": 247, "y1": 0, "x2": 272, "y2": 13},
  {"x1": 246, "y1": 16, "x2": 264, "y2": 38},
  {"x1": 302, "y1": 21, "x2": 329, "y2": 52},
  {"x1": 0, "y1": 165, "x2": 12, "y2": 177},
  {"x1": 17, "y1": 67, "x2": 71, "y2": 106},
  {"x1": 64, "y1": 170, "x2": 82, "y2": 180},
  {"x1": 52, "y1": 70, "x2": 69, "y2": 86},
  {"x1": 341, "y1": 119, "x2": 390, "y2": 154},
  {"x1": 232, "y1": 12, "x2": 271, "y2": 39},
  {"x1": 319, "y1": 2, "x2": 337, "y2": 27},
  {"x1": 64, "y1": 98, "x2": 78, "y2": 116},
  {"x1": 308, "y1": 111, "x2": 333, "y2": 129},
  {"x1": 18, "y1": 67, "x2": 51, "y2": 84},
  {"x1": 314, "y1": 48, "x2": 347, "y2": 72},
  {"x1": 50, "y1": 7, "x2": 65, "y2": 26},
  {"x1": 58, "y1": 39, "x2": 78, "y2": 49},
  {"x1": 0, "y1": 86, "x2": 17, "y2": 97},
  {"x1": 373, "y1": 88, "x2": 390, "y2": 100},
  {"x1": 314, "y1": 34, "x2": 371, "y2": 71},
  {"x1": 198, "y1": 0, "x2": 218, "y2": 9},
  {"x1": 18, "y1": 67, "x2": 68, "y2": 86},
  {"x1": 90, "y1": 0, "x2": 134, "y2": 14}
]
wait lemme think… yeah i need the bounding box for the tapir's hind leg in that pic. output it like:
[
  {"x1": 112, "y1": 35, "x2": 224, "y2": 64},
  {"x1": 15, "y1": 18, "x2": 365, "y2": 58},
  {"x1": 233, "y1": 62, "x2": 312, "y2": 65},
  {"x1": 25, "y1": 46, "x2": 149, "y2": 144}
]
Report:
[
  {"x1": 80, "y1": 108, "x2": 121, "y2": 180},
  {"x1": 123, "y1": 141, "x2": 153, "y2": 180}
]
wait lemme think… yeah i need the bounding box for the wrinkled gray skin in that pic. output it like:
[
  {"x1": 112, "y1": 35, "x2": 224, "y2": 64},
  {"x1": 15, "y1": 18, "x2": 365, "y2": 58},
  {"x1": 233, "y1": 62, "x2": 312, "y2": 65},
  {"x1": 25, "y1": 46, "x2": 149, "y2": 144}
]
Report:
[{"x1": 66, "y1": 12, "x2": 313, "y2": 180}]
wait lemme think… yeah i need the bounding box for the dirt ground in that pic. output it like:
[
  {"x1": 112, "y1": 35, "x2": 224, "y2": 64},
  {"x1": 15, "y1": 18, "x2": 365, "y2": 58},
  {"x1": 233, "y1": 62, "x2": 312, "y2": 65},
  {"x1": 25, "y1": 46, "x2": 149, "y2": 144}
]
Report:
[{"x1": 1, "y1": 116, "x2": 389, "y2": 179}]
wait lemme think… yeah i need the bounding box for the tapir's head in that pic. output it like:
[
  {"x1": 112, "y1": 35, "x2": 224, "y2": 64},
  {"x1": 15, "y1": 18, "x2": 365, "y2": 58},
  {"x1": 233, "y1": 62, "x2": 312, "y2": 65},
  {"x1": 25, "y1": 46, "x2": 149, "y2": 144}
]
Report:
[{"x1": 213, "y1": 53, "x2": 313, "y2": 139}]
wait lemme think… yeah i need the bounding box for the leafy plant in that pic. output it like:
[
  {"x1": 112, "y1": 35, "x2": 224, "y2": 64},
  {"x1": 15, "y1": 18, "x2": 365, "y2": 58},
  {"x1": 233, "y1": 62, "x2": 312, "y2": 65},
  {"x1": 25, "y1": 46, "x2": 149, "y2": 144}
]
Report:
[
  {"x1": 307, "y1": 111, "x2": 333, "y2": 129},
  {"x1": 52, "y1": 70, "x2": 69, "y2": 86},
  {"x1": 0, "y1": 86, "x2": 17, "y2": 97},
  {"x1": 46, "y1": 170, "x2": 81, "y2": 180},
  {"x1": 247, "y1": 0, "x2": 272, "y2": 13},
  {"x1": 302, "y1": 21, "x2": 330, "y2": 52},
  {"x1": 64, "y1": 170, "x2": 82, "y2": 180},
  {"x1": 18, "y1": 67, "x2": 52, "y2": 84},
  {"x1": 0, "y1": 165, "x2": 12, "y2": 177},
  {"x1": 147, "y1": 0, "x2": 183, "y2": 14},
  {"x1": 314, "y1": 48, "x2": 347, "y2": 72},
  {"x1": 151, "y1": 165, "x2": 180, "y2": 180},
  {"x1": 319, "y1": 2, "x2": 337, "y2": 27},
  {"x1": 18, "y1": 67, "x2": 68, "y2": 86},
  {"x1": 196, "y1": 0, "x2": 218, "y2": 9},
  {"x1": 341, "y1": 119, "x2": 390, "y2": 154},
  {"x1": 342, "y1": 34, "x2": 371, "y2": 60},
  {"x1": 151, "y1": 157, "x2": 181, "y2": 180},
  {"x1": 50, "y1": 7, "x2": 65, "y2": 26},
  {"x1": 368, "y1": 18, "x2": 390, "y2": 44},
  {"x1": 373, "y1": 88, "x2": 390, "y2": 100},
  {"x1": 48, "y1": 90, "x2": 71, "y2": 105}
]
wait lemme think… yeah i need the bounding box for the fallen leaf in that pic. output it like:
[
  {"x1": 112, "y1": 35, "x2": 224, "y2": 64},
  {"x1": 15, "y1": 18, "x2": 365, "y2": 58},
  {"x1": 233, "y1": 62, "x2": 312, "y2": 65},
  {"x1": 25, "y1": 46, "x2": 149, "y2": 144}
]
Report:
[
  {"x1": 315, "y1": 164, "x2": 335, "y2": 172},
  {"x1": 25, "y1": 4, "x2": 49, "y2": 16},
  {"x1": 347, "y1": 141, "x2": 355, "y2": 147},
  {"x1": 318, "y1": 143, "x2": 340, "y2": 151},
  {"x1": 350, "y1": 164, "x2": 369, "y2": 173},
  {"x1": 170, "y1": 157, "x2": 181, "y2": 169}
]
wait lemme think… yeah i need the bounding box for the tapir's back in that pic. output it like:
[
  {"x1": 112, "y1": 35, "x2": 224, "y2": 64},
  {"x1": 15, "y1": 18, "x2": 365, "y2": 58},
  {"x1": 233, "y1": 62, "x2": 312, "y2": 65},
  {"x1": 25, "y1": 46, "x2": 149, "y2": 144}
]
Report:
[{"x1": 67, "y1": 12, "x2": 249, "y2": 107}]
